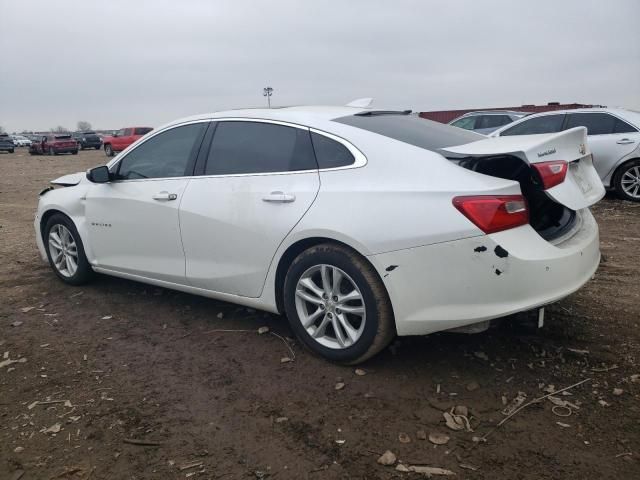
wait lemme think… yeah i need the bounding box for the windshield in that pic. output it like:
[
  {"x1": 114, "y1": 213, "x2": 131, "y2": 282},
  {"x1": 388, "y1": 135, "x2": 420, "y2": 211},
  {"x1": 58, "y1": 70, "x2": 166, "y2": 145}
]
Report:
[{"x1": 334, "y1": 114, "x2": 482, "y2": 151}]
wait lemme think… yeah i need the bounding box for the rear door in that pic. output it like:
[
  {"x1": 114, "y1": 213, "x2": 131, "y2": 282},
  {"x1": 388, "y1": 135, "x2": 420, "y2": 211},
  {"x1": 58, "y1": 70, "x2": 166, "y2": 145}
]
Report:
[
  {"x1": 179, "y1": 119, "x2": 320, "y2": 297},
  {"x1": 85, "y1": 121, "x2": 207, "y2": 283},
  {"x1": 563, "y1": 112, "x2": 640, "y2": 181}
]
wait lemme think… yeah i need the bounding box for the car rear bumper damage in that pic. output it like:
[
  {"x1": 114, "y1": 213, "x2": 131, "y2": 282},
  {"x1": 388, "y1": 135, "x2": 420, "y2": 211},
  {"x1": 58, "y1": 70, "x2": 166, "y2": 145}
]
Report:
[{"x1": 370, "y1": 208, "x2": 600, "y2": 336}]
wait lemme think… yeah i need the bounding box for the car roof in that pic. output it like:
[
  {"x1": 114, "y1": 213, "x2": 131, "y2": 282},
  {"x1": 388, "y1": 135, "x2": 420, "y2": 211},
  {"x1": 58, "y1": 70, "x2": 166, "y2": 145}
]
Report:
[
  {"x1": 461, "y1": 110, "x2": 528, "y2": 116},
  {"x1": 501, "y1": 107, "x2": 640, "y2": 128},
  {"x1": 161, "y1": 105, "x2": 369, "y2": 131}
]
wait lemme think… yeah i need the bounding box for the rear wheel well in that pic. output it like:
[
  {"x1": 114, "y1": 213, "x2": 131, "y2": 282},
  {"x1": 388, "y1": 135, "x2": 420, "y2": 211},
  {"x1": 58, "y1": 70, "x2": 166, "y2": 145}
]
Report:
[
  {"x1": 274, "y1": 237, "x2": 386, "y2": 314},
  {"x1": 613, "y1": 157, "x2": 640, "y2": 181}
]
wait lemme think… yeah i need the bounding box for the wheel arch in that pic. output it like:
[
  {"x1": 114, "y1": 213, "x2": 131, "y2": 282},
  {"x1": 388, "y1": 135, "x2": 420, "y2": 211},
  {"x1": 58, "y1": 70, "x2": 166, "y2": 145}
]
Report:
[
  {"x1": 612, "y1": 157, "x2": 640, "y2": 180},
  {"x1": 273, "y1": 236, "x2": 391, "y2": 315}
]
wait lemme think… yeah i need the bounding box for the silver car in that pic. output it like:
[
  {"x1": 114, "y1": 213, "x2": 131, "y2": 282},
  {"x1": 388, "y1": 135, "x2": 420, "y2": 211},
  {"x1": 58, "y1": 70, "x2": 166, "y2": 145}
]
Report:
[{"x1": 449, "y1": 111, "x2": 529, "y2": 135}]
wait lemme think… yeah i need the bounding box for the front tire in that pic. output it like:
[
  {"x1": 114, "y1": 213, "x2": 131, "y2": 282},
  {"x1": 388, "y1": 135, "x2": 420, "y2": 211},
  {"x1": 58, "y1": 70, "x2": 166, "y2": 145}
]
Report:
[
  {"x1": 43, "y1": 214, "x2": 93, "y2": 285},
  {"x1": 104, "y1": 144, "x2": 113, "y2": 157},
  {"x1": 613, "y1": 159, "x2": 640, "y2": 202},
  {"x1": 283, "y1": 243, "x2": 395, "y2": 364}
]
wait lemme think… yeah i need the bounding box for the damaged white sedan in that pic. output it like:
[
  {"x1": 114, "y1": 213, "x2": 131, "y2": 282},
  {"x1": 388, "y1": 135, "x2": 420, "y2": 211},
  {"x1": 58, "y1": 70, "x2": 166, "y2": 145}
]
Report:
[{"x1": 34, "y1": 103, "x2": 605, "y2": 364}]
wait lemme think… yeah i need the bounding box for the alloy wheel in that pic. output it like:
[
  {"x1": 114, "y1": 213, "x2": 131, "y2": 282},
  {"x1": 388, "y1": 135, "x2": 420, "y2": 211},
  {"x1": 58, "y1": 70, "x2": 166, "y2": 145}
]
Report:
[
  {"x1": 48, "y1": 224, "x2": 79, "y2": 277},
  {"x1": 294, "y1": 264, "x2": 366, "y2": 349},
  {"x1": 621, "y1": 166, "x2": 640, "y2": 199}
]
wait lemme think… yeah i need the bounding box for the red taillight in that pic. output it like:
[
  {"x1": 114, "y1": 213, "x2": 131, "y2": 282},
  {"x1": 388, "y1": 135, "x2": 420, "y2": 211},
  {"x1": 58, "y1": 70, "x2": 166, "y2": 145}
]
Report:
[
  {"x1": 532, "y1": 160, "x2": 567, "y2": 189},
  {"x1": 453, "y1": 195, "x2": 529, "y2": 234}
]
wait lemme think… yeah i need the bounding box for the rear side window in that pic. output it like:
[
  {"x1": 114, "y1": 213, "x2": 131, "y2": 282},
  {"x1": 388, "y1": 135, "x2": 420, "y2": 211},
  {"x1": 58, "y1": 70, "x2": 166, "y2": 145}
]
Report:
[
  {"x1": 476, "y1": 115, "x2": 512, "y2": 129},
  {"x1": 451, "y1": 117, "x2": 477, "y2": 130},
  {"x1": 564, "y1": 113, "x2": 637, "y2": 135},
  {"x1": 134, "y1": 127, "x2": 153, "y2": 135},
  {"x1": 205, "y1": 121, "x2": 317, "y2": 175},
  {"x1": 117, "y1": 123, "x2": 205, "y2": 180},
  {"x1": 613, "y1": 119, "x2": 638, "y2": 133},
  {"x1": 564, "y1": 113, "x2": 614, "y2": 135},
  {"x1": 123, "y1": 128, "x2": 133, "y2": 136},
  {"x1": 310, "y1": 132, "x2": 354, "y2": 169},
  {"x1": 501, "y1": 115, "x2": 565, "y2": 136}
]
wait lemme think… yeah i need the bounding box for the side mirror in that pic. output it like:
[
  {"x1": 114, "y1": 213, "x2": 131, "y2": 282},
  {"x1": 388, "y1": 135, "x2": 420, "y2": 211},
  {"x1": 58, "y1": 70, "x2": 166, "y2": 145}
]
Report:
[{"x1": 86, "y1": 166, "x2": 111, "y2": 183}]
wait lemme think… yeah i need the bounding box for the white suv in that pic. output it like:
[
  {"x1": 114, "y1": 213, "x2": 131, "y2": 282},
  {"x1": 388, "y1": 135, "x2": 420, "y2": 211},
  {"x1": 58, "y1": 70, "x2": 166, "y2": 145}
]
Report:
[{"x1": 491, "y1": 108, "x2": 640, "y2": 201}]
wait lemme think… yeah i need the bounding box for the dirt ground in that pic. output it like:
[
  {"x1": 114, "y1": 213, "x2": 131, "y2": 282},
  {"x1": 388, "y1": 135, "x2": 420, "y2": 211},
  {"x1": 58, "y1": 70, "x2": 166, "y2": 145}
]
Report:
[{"x1": 1, "y1": 148, "x2": 639, "y2": 480}]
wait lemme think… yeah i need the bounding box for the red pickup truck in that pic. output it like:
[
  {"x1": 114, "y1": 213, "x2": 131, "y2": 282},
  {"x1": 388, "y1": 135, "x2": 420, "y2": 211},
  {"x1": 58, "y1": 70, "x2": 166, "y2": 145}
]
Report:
[
  {"x1": 103, "y1": 127, "x2": 153, "y2": 156},
  {"x1": 29, "y1": 134, "x2": 79, "y2": 155}
]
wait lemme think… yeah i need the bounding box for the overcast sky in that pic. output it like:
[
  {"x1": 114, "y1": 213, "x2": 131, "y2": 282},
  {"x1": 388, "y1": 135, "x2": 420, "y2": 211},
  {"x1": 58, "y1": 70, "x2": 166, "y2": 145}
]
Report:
[{"x1": 1, "y1": 0, "x2": 638, "y2": 132}]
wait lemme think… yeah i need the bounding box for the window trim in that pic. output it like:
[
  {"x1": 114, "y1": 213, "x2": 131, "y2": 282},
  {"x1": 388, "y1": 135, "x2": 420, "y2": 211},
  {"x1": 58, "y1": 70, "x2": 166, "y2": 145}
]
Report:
[
  {"x1": 192, "y1": 118, "x2": 367, "y2": 179},
  {"x1": 107, "y1": 119, "x2": 210, "y2": 183}
]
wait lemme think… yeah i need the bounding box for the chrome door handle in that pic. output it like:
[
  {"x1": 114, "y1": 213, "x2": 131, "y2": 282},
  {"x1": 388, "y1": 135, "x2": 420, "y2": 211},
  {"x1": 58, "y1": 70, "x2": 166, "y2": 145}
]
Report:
[
  {"x1": 617, "y1": 139, "x2": 635, "y2": 145},
  {"x1": 152, "y1": 191, "x2": 178, "y2": 201},
  {"x1": 262, "y1": 191, "x2": 296, "y2": 203}
]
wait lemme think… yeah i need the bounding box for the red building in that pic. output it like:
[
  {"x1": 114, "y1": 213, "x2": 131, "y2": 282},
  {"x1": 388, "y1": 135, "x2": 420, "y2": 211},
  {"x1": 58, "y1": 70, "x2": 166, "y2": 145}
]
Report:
[{"x1": 419, "y1": 102, "x2": 605, "y2": 124}]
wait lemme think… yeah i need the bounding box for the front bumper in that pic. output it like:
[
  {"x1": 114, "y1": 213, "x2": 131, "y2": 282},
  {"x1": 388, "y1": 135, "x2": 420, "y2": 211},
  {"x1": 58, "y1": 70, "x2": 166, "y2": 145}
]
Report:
[{"x1": 369, "y1": 209, "x2": 600, "y2": 336}]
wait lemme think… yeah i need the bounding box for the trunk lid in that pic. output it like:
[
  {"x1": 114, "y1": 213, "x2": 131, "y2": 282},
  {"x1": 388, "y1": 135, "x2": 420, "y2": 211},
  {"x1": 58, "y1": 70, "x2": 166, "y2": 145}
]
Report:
[{"x1": 441, "y1": 127, "x2": 605, "y2": 210}]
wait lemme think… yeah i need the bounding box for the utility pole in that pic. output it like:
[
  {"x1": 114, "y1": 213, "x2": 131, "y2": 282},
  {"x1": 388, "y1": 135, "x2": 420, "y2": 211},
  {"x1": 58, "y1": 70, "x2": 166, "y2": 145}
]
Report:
[{"x1": 263, "y1": 86, "x2": 273, "y2": 108}]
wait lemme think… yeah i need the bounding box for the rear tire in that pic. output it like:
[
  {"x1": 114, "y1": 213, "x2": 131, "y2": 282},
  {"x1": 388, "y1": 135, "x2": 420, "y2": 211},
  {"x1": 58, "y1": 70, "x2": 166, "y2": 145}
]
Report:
[
  {"x1": 283, "y1": 243, "x2": 395, "y2": 364},
  {"x1": 613, "y1": 159, "x2": 640, "y2": 202},
  {"x1": 43, "y1": 214, "x2": 93, "y2": 285}
]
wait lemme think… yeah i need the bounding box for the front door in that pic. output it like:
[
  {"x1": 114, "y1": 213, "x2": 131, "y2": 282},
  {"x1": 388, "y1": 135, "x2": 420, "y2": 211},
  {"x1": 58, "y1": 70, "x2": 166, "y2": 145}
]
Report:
[
  {"x1": 85, "y1": 121, "x2": 208, "y2": 283},
  {"x1": 180, "y1": 120, "x2": 320, "y2": 297}
]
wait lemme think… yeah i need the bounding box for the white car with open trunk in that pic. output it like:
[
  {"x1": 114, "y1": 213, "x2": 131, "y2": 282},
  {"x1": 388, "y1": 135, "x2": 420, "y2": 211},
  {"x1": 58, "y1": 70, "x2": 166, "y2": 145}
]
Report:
[{"x1": 34, "y1": 102, "x2": 605, "y2": 363}]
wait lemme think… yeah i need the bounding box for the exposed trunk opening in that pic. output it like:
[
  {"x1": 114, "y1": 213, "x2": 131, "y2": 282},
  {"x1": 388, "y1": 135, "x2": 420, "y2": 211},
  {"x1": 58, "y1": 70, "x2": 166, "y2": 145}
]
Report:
[{"x1": 452, "y1": 154, "x2": 576, "y2": 241}]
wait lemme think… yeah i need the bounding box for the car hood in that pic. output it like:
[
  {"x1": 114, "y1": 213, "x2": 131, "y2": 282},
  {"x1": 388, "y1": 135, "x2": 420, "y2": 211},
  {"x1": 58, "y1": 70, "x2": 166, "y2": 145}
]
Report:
[{"x1": 51, "y1": 172, "x2": 85, "y2": 186}]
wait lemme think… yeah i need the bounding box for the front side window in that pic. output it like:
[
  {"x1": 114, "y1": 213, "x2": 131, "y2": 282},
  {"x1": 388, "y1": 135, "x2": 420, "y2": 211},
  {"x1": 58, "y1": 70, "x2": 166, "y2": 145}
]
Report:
[
  {"x1": 116, "y1": 129, "x2": 126, "y2": 137},
  {"x1": 116, "y1": 123, "x2": 205, "y2": 180},
  {"x1": 310, "y1": 132, "x2": 355, "y2": 168},
  {"x1": 205, "y1": 121, "x2": 316, "y2": 175},
  {"x1": 564, "y1": 112, "x2": 637, "y2": 135},
  {"x1": 451, "y1": 117, "x2": 477, "y2": 130},
  {"x1": 500, "y1": 114, "x2": 565, "y2": 136},
  {"x1": 123, "y1": 128, "x2": 134, "y2": 136}
]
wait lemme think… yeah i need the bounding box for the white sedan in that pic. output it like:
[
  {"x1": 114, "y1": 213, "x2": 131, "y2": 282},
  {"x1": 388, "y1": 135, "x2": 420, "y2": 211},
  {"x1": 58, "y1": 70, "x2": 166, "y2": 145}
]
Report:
[
  {"x1": 491, "y1": 108, "x2": 640, "y2": 201},
  {"x1": 12, "y1": 135, "x2": 32, "y2": 147},
  {"x1": 34, "y1": 104, "x2": 605, "y2": 363}
]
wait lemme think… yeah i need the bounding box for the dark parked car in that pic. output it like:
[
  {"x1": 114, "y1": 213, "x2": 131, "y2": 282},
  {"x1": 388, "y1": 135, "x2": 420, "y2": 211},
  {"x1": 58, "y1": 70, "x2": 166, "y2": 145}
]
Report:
[
  {"x1": 72, "y1": 131, "x2": 102, "y2": 150},
  {"x1": 0, "y1": 134, "x2": 15, "y2": 153},
  {"x1": 29, "y1": 134, "x2": 79, "y2": 156}
]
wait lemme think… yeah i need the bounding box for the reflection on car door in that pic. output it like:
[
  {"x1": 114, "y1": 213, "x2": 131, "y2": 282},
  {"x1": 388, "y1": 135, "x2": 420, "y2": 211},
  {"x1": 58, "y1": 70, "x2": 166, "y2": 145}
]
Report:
[
  {"x1": 85, "y1": 122, "x2": 207, "y2": 283},
  {"x1": 564, "y1": 113, "x2": 640, "y2": 181},
  {"x1": 179, "y1": 120, "x2": 320, "y2": 297}
]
